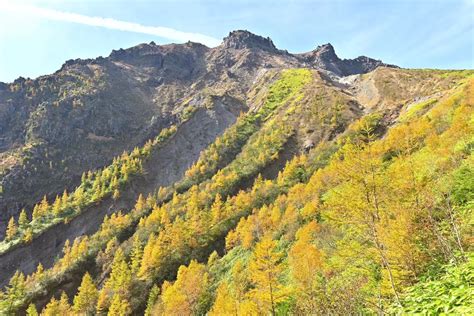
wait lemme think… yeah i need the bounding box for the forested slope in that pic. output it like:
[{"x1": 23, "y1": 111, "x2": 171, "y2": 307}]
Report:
[{"x1": 0, "y1": 31, "x2": 472, "y2": 315}]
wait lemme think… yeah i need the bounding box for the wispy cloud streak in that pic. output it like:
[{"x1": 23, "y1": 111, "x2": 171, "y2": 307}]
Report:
[{"x1": 0, "y1": 0, "x2": 221, "y2": 47}]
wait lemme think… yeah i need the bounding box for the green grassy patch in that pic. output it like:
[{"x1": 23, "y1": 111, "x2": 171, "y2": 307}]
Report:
[{"x1": 400, "y1": 98, "x2": 437, "y2": 122}]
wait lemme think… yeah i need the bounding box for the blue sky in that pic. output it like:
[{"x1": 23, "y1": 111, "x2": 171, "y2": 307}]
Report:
[{"x1": 0, "y1": 0, "x2": 472, "y2": 82}]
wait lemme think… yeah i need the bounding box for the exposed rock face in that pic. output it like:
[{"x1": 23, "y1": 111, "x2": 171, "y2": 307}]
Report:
[
  {"x1": 312, "y1": 43, "x2": 340, "y2": 63},
  {"x1": 0, "y1": 30, "x2": 396, "y2": 236},
  {"x1": 223, "y1": 30, "x2": 279, "y2": 53},
  {"x1": 298, "y1": 43, "x2": 398, "y2": 76}
]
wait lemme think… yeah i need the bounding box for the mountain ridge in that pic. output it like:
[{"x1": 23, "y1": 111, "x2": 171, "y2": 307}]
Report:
[{"x1": 1, "y1": 29, "x2": 397, "y2": 85}]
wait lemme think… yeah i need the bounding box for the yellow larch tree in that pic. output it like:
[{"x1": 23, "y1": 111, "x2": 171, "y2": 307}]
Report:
[
  {"x1": 73, "y1": 272, "x2": 98, "y2": 314},
  {"x1": 6, "y1": 217, "x2": 18, "y2": 241},
  {"x1": 161, "y1": 260, "x2": 209, "y2": 315},
  {"x1": 107, "y1": 293, "x2": 130, "y2": 316},
  {"x1": 288, "y1": 221, "x2": 323, "y2": 312},
  {"x1": 248, "y1": 235, "x2": 290, "y2": 315}
]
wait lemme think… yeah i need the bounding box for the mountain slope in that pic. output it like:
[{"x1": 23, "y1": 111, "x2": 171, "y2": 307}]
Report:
[
  {"x1": 0, "y1": 30, "x2": 472, "y2": 315},
  {"x1": 0, "y1": 30, "x2": 396, "y2": 237}
]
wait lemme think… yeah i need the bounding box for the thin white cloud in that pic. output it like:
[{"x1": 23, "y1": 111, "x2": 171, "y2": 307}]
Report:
[{"x1": 0, "y1": 0, "x2": 221, "y2": 47}]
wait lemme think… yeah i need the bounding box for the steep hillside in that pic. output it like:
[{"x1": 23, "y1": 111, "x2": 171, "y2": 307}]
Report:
[
  {"x1": 0, "y1": 30, "x2": 472, "y2": 315},
  {"x1": 0, "y1": 30, "x2": 396, "y2": 237}
]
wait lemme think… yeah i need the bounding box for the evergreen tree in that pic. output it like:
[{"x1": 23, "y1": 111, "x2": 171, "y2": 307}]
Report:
[
  {"x1": 209, "y1": 281, "x2": 237, "y2": 315},
  {"x1": 288, "y1": 222, "x2": 323, "y2": 312},
  {"x1": 32, "y1": 205, "x2": 40, "y2": 221},
  {"x1": 52, "y1": 195, "x2": 62, "y2": 216},
  {"x1": 38, "y1": 196, "x2": 49, "y2": 218},
  {"x1": 96, "y1": 289, "x2": 109, "y2": 315},
  {"x1": 107, "y1": 293, "x2": 130, "y2": 316},
  {"x1": 61, "y1": 239, "x2": 72, "y2": 267},
  {"x1": 161, "y1": 260, "x2": 208, "y2": 315},
  {"x1": 110, "y1": 176, "x2": 119, "y2": 190},
  {"x1": 210, "y1": 193, "x2": 223, "y2": 224},
  {"x1": 26, "y1": 303, "x2": 38, "y2": 316},
  {"x1": 5, "y1": 217, "x2": 18, "y2": 241},
  {"x1": 249, "y1": 236, "x2": 289, "y2": 315},
  {"x1": 130, "y1": 235, "x2": 143, "y2": 275},
  {"x1": 23, "y1": 228, "x2": 33, "y2": 243},
  {"x1": 73, "y1": 187, "x2": 85, "y2": 207},
  {"x1": 5, "y1": 271, "x2": 26, "y2": 313},
  {"x1": 35, "y1": 263, "x2": 44, "y2": 279},
  {"x1": 58, "y1": 292, "x2": 71, "y2": 314},
  {"x1": 61, "y1": 190, "x2": 69, "y2": 209},
  {"x1": 135, "y1": 194, "x2": 146, "y2": 212},
  {"x1": 144, "y1": 285, "x2": 160, "y2": 316},
  {"x1": 41, "y1": 297, "x2": 60, "y2": 316},
  {"x1": 18, "y1": 209, "x2": 28, "y2": 228},
  {"x1": 106, "y1": 248, "x2": 132, "y2": 296},
  {"x1": 73, "y1": 272, "x2": 98, "y2": 314},
  {"x1": 113, "y1": 189, "x2": 120, "y2": 200}
]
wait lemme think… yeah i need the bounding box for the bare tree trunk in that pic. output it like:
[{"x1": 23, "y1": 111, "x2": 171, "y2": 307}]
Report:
[
  {"x1": 426, "y1": 206, "x2": 453, "y2": 261},
  {"x1": 370, "y1": 219, "x2": 402, "y2": 307},
  {"x1": 268, "y1": 271, "x2": 276, "y2": 316},
  {"x1": 445, "y1": 195, "x2": 465, "y2": 259}
]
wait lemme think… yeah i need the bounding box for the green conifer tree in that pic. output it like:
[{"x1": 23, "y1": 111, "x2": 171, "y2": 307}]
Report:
[{"x1": 73, "y1": 272, "x2": 98, "y2": 314}]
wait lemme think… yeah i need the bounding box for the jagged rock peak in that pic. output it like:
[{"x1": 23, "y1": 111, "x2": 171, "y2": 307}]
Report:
[
  {"x1": 222, "y1": 30, "x2": 278, "y2": 52},
  {"x1": 313, "y1": 43, "x2": 338, "y2": 61},
  {"x1": 106, "y1": 40, "x2": 209, "y2": 66}
]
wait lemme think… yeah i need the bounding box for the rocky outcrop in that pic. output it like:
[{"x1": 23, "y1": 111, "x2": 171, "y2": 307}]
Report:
[
  {"x1": 298, "y1": 43, "x2": 398, "y2": 76},
  {"x1": 222, "y1": 30, "x2": 280, "y2": 53}
]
